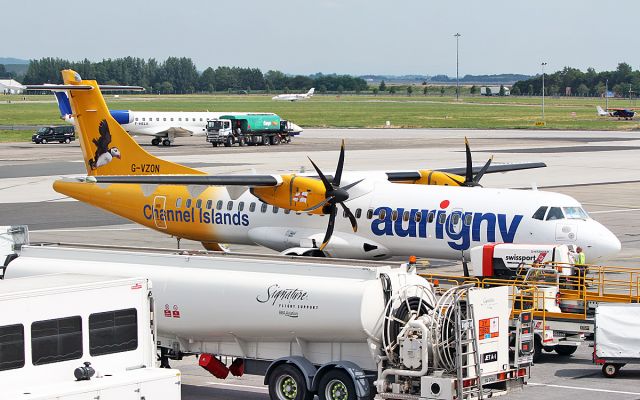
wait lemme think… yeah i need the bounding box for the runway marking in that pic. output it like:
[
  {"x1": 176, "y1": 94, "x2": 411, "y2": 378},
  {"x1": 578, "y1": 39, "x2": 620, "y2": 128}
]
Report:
[
  {"x1": 203, "y1": 382, "x2": 268, "y2": 392},
  {"x1": 589, "y1": 208, "x2": 640, "y2": 214},
  {"x1": 528, "y1": 382, "x2": 640, "y2": 395}
]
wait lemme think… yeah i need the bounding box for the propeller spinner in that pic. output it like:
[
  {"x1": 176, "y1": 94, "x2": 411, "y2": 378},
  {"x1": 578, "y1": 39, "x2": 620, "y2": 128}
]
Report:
[{"x1": 304, "y1": 140, "x2": 362, "y2": 251}]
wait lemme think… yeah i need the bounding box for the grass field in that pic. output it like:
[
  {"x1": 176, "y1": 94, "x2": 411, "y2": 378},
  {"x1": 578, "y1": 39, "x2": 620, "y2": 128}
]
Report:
[{"x1": 1, "y1": 93, "x2": 638, "y2": 142}]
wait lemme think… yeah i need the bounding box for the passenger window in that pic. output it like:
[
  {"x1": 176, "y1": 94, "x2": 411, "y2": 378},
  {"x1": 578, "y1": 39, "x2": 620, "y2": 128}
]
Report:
[
  {"x1": 546, "y1": 207, "x2": 564, "y2": 221},
  {"x1": 176, "y1": 198, "x2": 182, "y2": 208},
  {"x1": 238, "y1": 202, "x2": 244, "y2": 212},
  {"x1": 163, "y1": 118, "x2": 167, "y2": 121},
  {"x1": 378, "y1": 209, "x2": 387, "y2": 220},
  {"x1": 170, "y1": 118, "x2": 174, "y2": 122},
  {"x1": 249, "y1": 202, "x2": 256, "y2": 212},
  {"x1": 135, "y1": 118, "x2": 139, "y2": 121},
  {"x1": 532, "y1": 206, "x2": 548, "y2": 220},
  {"x1": 273, "y1": 206, "x2": 279, "y2": 213},
  {"x1": 391, "y1": 210, "x2": 398, "y2": 221},
  {"x1": 200, "y1": 118, "x2": 203, "y2": 122},
  {"x1": 31, "y1": 316, "x2": 82, "y2": 365},
  {"x1": 428, "y1": 212, "x2": 435, "y2": 223},
  {"x1": 438, "y1": 213, "x2": 446, "y2": 224},
  {"x1": 227, "y1": 201, "x2": 234, "y2": 211},
  {"x1": 464, "y1": 214, "x2": 472, "y2": 226},
  {"x1": 156, "y1": 118, "x2": 160, "y2": 121},
  {"x1": 403, "y1": 210, "x2": 410, "y2": 222},
  {"x1": 415, "y1": 211, "x2": 422, "y2": 222},
  {"x1": 216, "y1": 200, "x2": 223, "y2": 210},
  {"x1": 366, "y1": 209, "x2": 373, "y2": 219},
  {"x1": 0, "y1": 324, "x2": 24, "y2": 371},
  {"x1": 89, "y1": 308, "x2": 137, "y2": 356},
  {"x1": 355, "y1": 208, "x2": 362, "y2": 218},
  {"x1": 196, "y1": 199, "x2": 202, "y2": 209},
  {"x1": 142, "y1": 118, "x2": 145, "y2": 121},
  {"x1": 178, "y1": 118, "x2": 182, "y2": 122},
  {"x1": 451, "y1": 214, "x2": 460, "y2": 224},
  {"x1": 206, "y1": 200, "x2": 212, "y2": 209},
  {"x1": 185, "y1": 199, "x2": 192, "y2": 208},
  {"x1": 261, "y1": 203, "x2": 268, "y2": 213}
]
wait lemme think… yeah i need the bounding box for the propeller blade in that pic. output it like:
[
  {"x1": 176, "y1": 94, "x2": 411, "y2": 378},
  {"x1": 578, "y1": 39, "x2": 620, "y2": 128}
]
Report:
[
  {"x1": 340, "y1": 178, "x2": 364, "y2": 192},
  {"x1": 473, "y1": 156, "x2": 493, "y2": 184},
  {"x1": 333, "y1": 139, "x2": 346, "y2": 186},
  {"x1": 308, "y1": 157, "x2": 333, "y2": 192},
  {"x1": 340, "y1": 202, "x2": 358, "y2": 232},
  {"x1": 464, "y1": 137, "x2": 473, "y2": 184},
  {"x1": 303, "y1": 196, "x2": 334, "y2": 212},
  {"x1": 319, "y1": 206, "x2": 337, "y2": 251}
]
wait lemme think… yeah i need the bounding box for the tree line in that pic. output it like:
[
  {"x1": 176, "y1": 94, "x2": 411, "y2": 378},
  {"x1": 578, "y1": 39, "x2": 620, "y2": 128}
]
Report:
[
  {"x1": 512, "y1": 63, "x2": 639, "y2": 97},
  {"x1": 21, "y1": 57, "x2": 367, "y2": 94}
]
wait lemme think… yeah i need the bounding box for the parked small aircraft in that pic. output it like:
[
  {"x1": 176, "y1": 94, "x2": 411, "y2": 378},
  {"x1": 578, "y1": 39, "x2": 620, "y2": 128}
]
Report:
[
  {"x1": 596, "y1": 105, "x2": 636, "y2": 120},
  {"x1": 272, "y1": 88, "x2": 315, "y2": 101}
]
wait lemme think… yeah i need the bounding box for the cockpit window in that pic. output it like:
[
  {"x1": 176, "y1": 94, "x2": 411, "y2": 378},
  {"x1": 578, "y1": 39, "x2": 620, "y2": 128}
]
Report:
[
  {"x1": 532, "y1": 206, "x2": 548, "y2": 220},
  {"x1": 563, "y1": 207, "x2": 589, "y2": 219},
  {"x1": 545, "y1": 207, "x2": 564, "y2": 221}
]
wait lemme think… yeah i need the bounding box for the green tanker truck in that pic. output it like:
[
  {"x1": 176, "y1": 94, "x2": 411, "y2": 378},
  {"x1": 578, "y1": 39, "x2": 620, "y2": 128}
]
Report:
[{"x1": 205, "y1": 113, "x2": 302, "y2": 147}]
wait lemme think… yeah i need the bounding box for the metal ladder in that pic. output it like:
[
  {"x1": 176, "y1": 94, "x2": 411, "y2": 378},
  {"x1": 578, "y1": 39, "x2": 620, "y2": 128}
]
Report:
[{"x1": 454, "y1": 291, "x2": 483, "y2": 400}]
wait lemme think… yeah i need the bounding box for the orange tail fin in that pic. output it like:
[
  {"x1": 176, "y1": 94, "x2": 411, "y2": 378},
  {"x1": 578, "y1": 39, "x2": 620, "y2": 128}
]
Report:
[{"x1": 61, "y1": 69, "x2": 202, "y2": 176}]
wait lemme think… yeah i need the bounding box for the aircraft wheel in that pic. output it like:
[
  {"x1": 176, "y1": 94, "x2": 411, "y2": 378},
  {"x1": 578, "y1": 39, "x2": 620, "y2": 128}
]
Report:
[
  {"x1": 151, "y1": 138, "x2": 160, "y2": 146},
  {"x1": 162, "y1": 139, "x2": 171, "y2": 146}
]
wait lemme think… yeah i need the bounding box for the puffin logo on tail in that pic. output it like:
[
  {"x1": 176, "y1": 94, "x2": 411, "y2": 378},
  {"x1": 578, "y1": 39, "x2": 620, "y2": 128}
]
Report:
[{"x1": 88, "y1": 120, "x2": 121, "y2": 170}]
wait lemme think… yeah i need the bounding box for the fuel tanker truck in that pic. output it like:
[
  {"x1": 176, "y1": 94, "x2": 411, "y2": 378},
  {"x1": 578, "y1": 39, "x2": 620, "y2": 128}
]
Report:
[{"x1": 3, "y1": 240, "x2": 531, "y2": 400}]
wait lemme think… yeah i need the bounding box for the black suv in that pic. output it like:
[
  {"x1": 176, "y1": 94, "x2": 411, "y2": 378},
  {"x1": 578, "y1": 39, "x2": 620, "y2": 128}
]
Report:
[{"x1": 32, "y1": 126, "x2": 76, "y2": 144}]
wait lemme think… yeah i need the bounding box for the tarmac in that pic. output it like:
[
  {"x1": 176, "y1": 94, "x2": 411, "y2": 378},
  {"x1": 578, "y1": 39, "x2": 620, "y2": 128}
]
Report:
[{"x1": 1, "y1": 128, "x2": 640, "y2": 399}]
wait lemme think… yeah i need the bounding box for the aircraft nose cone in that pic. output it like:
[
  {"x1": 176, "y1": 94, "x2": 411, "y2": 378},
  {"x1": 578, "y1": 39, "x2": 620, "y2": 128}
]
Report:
[{"x1": 584, "y1": 221, "x2": 622, "y2": 262}]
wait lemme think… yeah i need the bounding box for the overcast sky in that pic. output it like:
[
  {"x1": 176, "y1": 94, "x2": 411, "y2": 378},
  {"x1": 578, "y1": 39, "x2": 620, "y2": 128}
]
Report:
[{"x1": 3, "y1": 0, "x2": 638, "y2": 76}]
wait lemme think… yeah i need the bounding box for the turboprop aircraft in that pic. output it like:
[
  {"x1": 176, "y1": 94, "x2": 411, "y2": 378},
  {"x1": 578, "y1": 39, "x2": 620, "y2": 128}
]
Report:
[
  {"x1": 272, "y1": 88, "x2": 315, "y2": 101},
  {"x1": 29, "y1": 70, "x2": 621, "y2": 263}
]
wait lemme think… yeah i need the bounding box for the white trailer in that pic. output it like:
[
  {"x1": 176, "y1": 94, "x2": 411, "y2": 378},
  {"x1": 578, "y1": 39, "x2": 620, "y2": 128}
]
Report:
[
  {"x1": 0, "y1": 272, "x2": 181, "y2": 400},
  {"x1": 593, "y1": 303, "x2": 640, "y2": 378},
  {"x1": 4, "y1": 243, "x2": 530, "y2": 400}
]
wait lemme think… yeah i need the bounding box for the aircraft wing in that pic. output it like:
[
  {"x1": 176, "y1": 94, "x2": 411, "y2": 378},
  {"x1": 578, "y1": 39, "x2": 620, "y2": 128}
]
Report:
[
  {"x1": 385, "y1": 162, "x2": 547, "y2": 182},
  {"x1": 90, "y1": 174, "x2": 281, "y2": 186}
]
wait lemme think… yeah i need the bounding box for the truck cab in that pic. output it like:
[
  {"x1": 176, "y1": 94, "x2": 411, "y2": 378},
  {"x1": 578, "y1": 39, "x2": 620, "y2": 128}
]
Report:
[{"x1": 206, "y1": 119, "x2": 234, "y2": 147}]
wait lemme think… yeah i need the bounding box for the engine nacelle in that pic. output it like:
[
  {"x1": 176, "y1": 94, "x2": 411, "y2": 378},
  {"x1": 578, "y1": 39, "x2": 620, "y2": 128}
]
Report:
[
  {"x1": 251, "y1": 175, "x2": 328, "y2": 213},
  {"x1": 410, "y1": 170, "x2": 465, "y2": 186}
]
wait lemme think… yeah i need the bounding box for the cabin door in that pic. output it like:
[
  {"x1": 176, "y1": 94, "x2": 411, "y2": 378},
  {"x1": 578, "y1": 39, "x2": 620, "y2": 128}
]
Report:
[{"x1": 153, "y1": 195, "x2": 168, "y2": 230}]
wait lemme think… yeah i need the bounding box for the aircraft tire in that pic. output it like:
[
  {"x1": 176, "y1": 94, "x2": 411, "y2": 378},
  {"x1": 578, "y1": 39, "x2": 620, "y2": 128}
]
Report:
[
  {"x1": 151, "y1": 138, "x2": 160, "y2": 146},
  {"x1": 162, "y1": 139, "x2": 171, "y2": 146}
]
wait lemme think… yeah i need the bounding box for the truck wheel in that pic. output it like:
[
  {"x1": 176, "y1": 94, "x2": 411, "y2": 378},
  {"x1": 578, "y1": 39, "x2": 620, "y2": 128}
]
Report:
[
  {"x1": 239, "y1": 137, "x2": 246, "y2": 146},
  {"x1": 224, "y1": 136, "x2": 234, "y2": 147},
  {"x1": 41, "y1": 138, "x2": 48, "y2": 144},
  {"x1": 263, "y1": 136, "x2": 270, "y2": 146},
  {"x1": 211, "y1": 142, "x2": 218, "y2": 147},
  {"x1": 270, "y1": 135, "x2": 280, "y2": 145},
  {"x1": 64, "y1": 138, "x2": 71, "y2": 144},
  {"x1": 554, "y1": 345, "x2": 578, "y2": 356},
  {"x1": 268, "y1": 364, "x2": 312, "y2": 400},
  {"x1": 318, "y1": 369, "x2": 356, "y2": 400},
  {"x1": 602, "y1": 363, "x2": 620, "y2": 378}
]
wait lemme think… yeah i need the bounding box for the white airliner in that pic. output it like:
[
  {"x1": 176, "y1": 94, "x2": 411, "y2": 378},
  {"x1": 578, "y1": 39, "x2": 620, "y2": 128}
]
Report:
[
  {"x1": 272, "y1": 88, "x2": 315, "y2": 101},
  {"x1": 36, "y1": 71, "x2": 621, "y2": 265}
]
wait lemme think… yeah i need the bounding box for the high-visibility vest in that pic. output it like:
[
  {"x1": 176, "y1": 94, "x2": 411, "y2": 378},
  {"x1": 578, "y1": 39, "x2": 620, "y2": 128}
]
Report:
[{"x1": 577, "y1": 252, "x2": 586, "y2": 265}]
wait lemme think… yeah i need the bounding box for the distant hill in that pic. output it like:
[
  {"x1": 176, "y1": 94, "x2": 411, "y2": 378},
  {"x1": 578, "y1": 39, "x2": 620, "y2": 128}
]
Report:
[
  {"x1": 361, "y1": 73, "x2": 531, "y2": 85},
  {"x1": 0, "y1": 57, "x2": 29, "y2": 65}
]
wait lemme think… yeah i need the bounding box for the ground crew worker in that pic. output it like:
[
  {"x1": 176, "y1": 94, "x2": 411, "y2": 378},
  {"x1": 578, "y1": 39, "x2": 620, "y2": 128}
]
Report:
[{"x1": 574, "y1": 246, "x2": 587, "y2": 285}]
